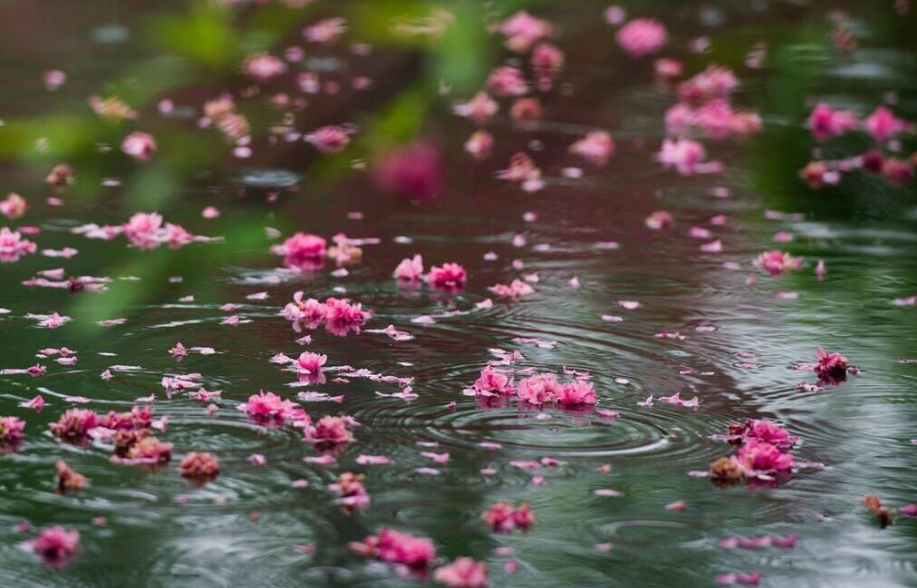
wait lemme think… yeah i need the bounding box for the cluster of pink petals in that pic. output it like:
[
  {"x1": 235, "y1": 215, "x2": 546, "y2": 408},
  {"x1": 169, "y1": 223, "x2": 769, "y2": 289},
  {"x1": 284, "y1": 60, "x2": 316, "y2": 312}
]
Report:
[
  {"x1": 0, "y1": 193, "x2": 27, "y2": 219},
  {"x1": 31, "y1": 525, "x2": 80, "y2": 567},
  {"x1": 0, "y1": 415, "x2": 26, "y2": 444},
  {"x1": 271, "y1": 232, "x2": 327, "y2": 269},
  {"x1": 657, "y1": 138, "x2": 720, "y2": 176},
  {"x1": 471, "y1": 368, "x2": 597, "y2": 407},
  {"x1": 306, "y1": 125, "x2": 352, "y2": 153},
  {"x1": 121, "y1": 132, "x2": 157, "y2": 161},
  {"x1": 497, "y1": 10, "x2": 552, "y2": 53},
  {"x1": 665, "y1": 100, "x2": 761, "y2": 140},
  {"x1": 239, "y1": 390, "x2": 306, "y2": 424},
  {"x1": 615, "y1": 18, "x2": 668, "y2": 57},
  {"x1": 372, "y1": 140, "x2": 444, "y2": 202},
  {"x1": 569, "y1": 131, "x2": 615, "y2": 164},
  {"x1": 715, "y1": 571, "x2": 762, "y2": 586},
  {"x1": 282, "y1": 293, "x2": 373, "y2": 330},
  {"x1": 122, "y1": 212, "x2": 197, "y2": 250},
  {"x1": 0, "y1": 227, "x2": 38, "y2": 262},
  {"x1": 865, "y1": 105, "x2": 914, "y2": 143},
  {"x1": 350, "y1": 528, "x2": 436, "y2": 570},
  {"x1": 394, "y1": 254, "x2": 424, "y2": 281},
  {"x1": 304, "y1": 415, "x2": 358, "y2": 445},
  {"x1": 814, "y1": 347, "x2": 849, "y2": 381},
  {"x1": 482, "y1": 501, "x2": 535, "y2": 533},
  {"x1": 303, "y1": 17, "x2": 347, "y2": 45},
  {"x1": 434, "y1": 557, "x2": 489, "y2": 588},
  {"x1": 807, "y1": 103, "x2": 858, "y2": 141},
  {"x1": 124, "y1": 437, "x2": 173, "y2": 465},
  {"x1": 243, "y1": 53, "x2": 287, "y2": 81},
  {"x1": 297, "y1": 352, "x2": 327, "y2": 374},
  {"x1": 49, "y1": 408, "x2": 99, "y2": 440},
  {"x1": 677, "y1": 66, "x2": 738, "y2": 105},
  {"x1": 710, "y1": 420, "x2": 798, "y2": 483},
  {"x1": 487, "y1": 66, "x2": 527, "y2": 97},
  {"x1": 755, "y1": 250, "x2": 802, "y2": 276},
  {"x1": 179, "y1": 451, "x2": 221, "y2": 480},
  {"x1": 427, "y1": 262, "x2": 467, "y2": 290},
  {"x1": 329, "y1": 472, "x2": 370, "y2": 511},
  {"x1": 488, "y1": 279, "x2": 534, "y2": 300},
  {"x1": 453, "y1": 92, "x2": 498, "y2": 123}
]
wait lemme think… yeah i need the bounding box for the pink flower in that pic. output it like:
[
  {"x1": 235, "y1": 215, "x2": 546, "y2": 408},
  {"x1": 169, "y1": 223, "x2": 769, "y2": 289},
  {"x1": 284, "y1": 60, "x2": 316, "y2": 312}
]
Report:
[
  {"x1": 882, "y1": 158, "x2": 914, "y2": 187},
  {"x1": 428, "y1": 263, "x2": 467, "y2": 290},
  {"x1": 306, "y1": 125, "x2": 352, "y2": 153},
  {"x1": 678, "y1": 66, "x2": 738, "y2": 105},
  {"x1": 555, "y1": 380, "x2": 597, "y2": 405},
  {"x1": 21, "y1": 395, "x2": 45, "y2": 411},
  {"x1": 737, "y1": 440, "x2": 794, "y2": 474},
  {"x1": 814, "y1": 347, "x2": 848, "y2": 380},
  {"x1": 453, "y1": 92, "x2": 498, "y2": 122},
  {"x1": 616, "y1": 18, "x2": 668, "y2": 57},
  {"x1": 657, "y1": 138, "x2": 710, "y2": 176},
  {"x1": 465, "y1": 130, "x2": 494, "y2": 159},
  {"x1": 166, "y1": 223, "x2": 194, "y2": 249},
  {"x1": 243, "y1": 53, "x2": 287, "y2": 81},
  {"x1": 569, "y1": 131, "x2": 615, "y2": 164},
  {"x1": 303, "y1": 18, "x2": 347, "y2": 45},
  {"x1": 329, "y1": 472, "x2": 370, "y2": 512},
  {"x1": 394, "y1": 254, "x2": 424, "y2": 281},
  {"x1": 179, "y1": 451, "x2": 221, "y2": 480},
  {"x1": 807, "y1": 103, "x2": 858, "y2": 141},
  {"x1": 482, "y1": 502, "x2": 535, "y2": 533},
  {"x1": 125, "y1": 437, "x2": 173, "y2": 464},
  {"x1": 273, "y1": 232, "x2": 327, "y2": 269},
  {"x1": 517, "y1": 373, "x2": 559, "y2": 405},
  {"x1": 435, "y1": 558, "x2": 489, "y2": 588},
  {"x1": 865, "y1": 105, "x2": 914, "y2": 143},
  {"x1": 0, "y1": 227, "x2": 38, "y2": 262},
  {"x1": 488, "y1": 66, "x2": 527, "y2": 97},
  {"x1": 50, "y1": 408, "x2": 99, "y2": 440},
  {"x1": 498, "y1": 10, "x2": 551, "y2": 52},
  {"x1": 305, "y1": 415, "x2": 355, "y2": 445},
  {"x1": 372, "y1": 141, "x2": 444, "y2": 201},
  {"x1": 0, "y1": 193, "x2": 28, "y2": 219},
  {"x1": 122, "y1": 212, "x2": 163, "y2": 249},
  {"x1": 323, "y1": 297, "x2": 373, "y2": 324},
  {"x1": 755, "y1": 250, "x2": 802, "y2": 276},
  {"x1": 654, "y1": 58, "x2": 683, "y2": 79},
  {"x1": 531, "y1": 42, "x2": 565, "y2": 76},
  {"x1": 121, "y1": 132, "x2": 157, "y2": 161},
  {"x1": 745, "y1": 420, "x2": 796, "y2": 449},
  {"x1": 353, "y1": 528, "x2": 436, "y2": 570},
  {"x1": 0, "y1": 415, "x2": 26, "y2": 444},
  {"x1": 716, "y1": 572, "x2": 761, "y2": 586},
  {"x1": 488, "y1": 279, "x2": 534, "y2": 300},
  {"x1": 240, "y1": 390, "x2": 302, "y2": 423},
  {"x1": 473, "y1": 367, "x2": 515, "y2": 396},
  {"x1": 297, "y1": 352, "x2": 328, "y2": 374},
  {"x1": 32, "y1": 526, "x2": 80, "y2": 567}
]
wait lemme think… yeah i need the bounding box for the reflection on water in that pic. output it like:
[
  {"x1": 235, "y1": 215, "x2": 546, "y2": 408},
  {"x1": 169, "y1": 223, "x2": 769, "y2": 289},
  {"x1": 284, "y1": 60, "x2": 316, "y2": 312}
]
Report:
[{"x1": 1, "y1": 0, "x2": 916, "y2": 587}]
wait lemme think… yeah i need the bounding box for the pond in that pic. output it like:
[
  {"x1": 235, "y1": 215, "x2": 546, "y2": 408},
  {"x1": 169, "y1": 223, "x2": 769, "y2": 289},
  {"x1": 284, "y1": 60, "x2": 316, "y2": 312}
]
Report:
[{"x1": 1, "y1": 0, "x2": 917, "y2": 587}]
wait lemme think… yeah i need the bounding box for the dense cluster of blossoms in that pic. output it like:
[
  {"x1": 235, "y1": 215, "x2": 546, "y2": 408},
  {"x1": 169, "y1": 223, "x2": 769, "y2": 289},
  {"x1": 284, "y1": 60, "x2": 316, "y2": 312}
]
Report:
[
  {"x1": 0, "y1": 227, "x2": 38, "y2": 262},
  {"x1": 202, "y1": 94, "x2": 250, "y2": 143},
  {"x1": 427, "y1": 262, "x2": 467, "y2": 290},
  {"x1": 481, "y1": 501, "x2": 535, "y2": 533},
  {"x1": 468, "y1": 367, "x2": 597, "y2": 407},
  {"x1": 349, "y1": 528, "x2": 436, "y2": 570},
  {"x1": 238, "y1": 390, "x2": 309, "y2": 425},
  {"x1": 271, "y1": 232, "x2": 327, "y2": 270},
  {"x1": 48, "y1": 406, "x2": 172, "y2": 467},
  {"x1": 488, "y1": 279, "x2": 534, "y2": 301},
  {"x1": 615, "y1": 18, "x2": 668, "y2": 57},
  {"x1": 708, "y1": 420, "x2": 798, "y2": 485},
  {"x1": 179, "y1": 451, "x2": 221, "y2": 481},
  {"x1": 434, "y1": 558, "x2": 489, "y2": 588},
  {"x1": 282, "y1": 293, "x2": 373, "y2": 334},
  {"x1": 664, "y1": 66, "x2": 760, "y2": 141},
  {"x1": 800, "y1": 103, "x2": 916, "y2": 189}
]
